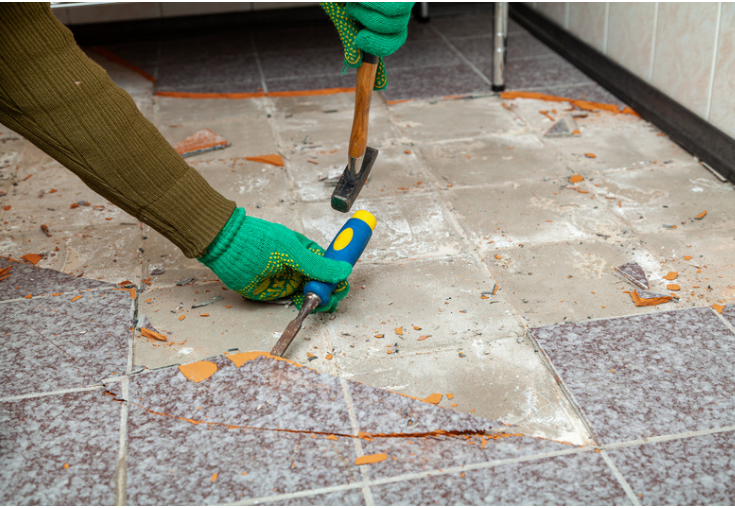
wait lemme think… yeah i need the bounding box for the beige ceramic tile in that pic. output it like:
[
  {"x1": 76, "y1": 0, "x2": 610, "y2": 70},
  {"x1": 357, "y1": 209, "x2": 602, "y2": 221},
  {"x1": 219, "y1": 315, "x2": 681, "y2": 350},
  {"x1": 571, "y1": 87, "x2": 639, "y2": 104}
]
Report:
[
  {"x1": 389, "y1": 97, "x2": 524, "y2": 143},
  {"x1": 606, "y1": 2, "x2": 657, "y2": 80},
  {"x1": 652, "y1": 2, "x2": 719, "y2": 118},
  {"x1": 66, "y1": 2, "x2": 161, "y2": 25},
  {"x1": 154, "y1": 96, "x2": 271, "y2": 127},
  {"x1": 567, "y1": 2, "x2": 607, "y2": 53},
  {"x1": 534, "y1": 2, "x2": 568, "y2": 28},
  {"x1": 709, "y1": 3, "x2": 735, "y2": 139},
  {"x1": 297, "y1": 193, "x2": 466, "y2": 263},
  {"x1": 593, "y1": 161, "x2": 735, "y2": 234},
  {"x1": 335, "y1": 341, "x2": 591, "y2": 445},
  {"x1": 160, "y1": 2, "x2": 252, "y2": 17},
  {"x1": 324, "y1": 255, "x2": 525, "y2": 354},
  {"x1": 288, "y1": 143, "x2": 433, "y2": 203}
]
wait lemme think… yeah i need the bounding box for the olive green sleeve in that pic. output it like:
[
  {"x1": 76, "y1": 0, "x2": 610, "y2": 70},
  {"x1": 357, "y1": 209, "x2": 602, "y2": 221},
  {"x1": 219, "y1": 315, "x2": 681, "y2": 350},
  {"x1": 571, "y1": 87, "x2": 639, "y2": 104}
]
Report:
[{"x1": 0, "y1": 2, "x2": 236, "y2": 258}]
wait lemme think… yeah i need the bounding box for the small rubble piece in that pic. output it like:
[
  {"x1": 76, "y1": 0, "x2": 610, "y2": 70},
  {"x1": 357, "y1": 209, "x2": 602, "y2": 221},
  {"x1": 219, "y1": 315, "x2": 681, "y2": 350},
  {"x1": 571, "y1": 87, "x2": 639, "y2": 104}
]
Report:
[
  {"x1": 178, "y1": 360, "x2": 218, "y2": 383},
  {"x1": 712, "y1": 304, "x2": 725, "y2": 314},
  {"x1": 40, "y1": 224, "x2": 51, "y2": 237},
  {"x1": 544, "y1": 114, "x2": 580, "y2": 137},
  {"x1": 174, "y1": 129, "x2": 230, "y2": 158},
  {"x1": 628, "y1": 290, "x2": 675, "y2": 307},
  {"x1": 192, "y1": 295, "x2": 224, "y2": 309},
  {"x1": 663, "y1": 271, "x2": 678, "y2": 281},
  {"x1": 244, "y1": 154, "x2": 284, "y2": 167},
  {"x1": 614, "y1": 261, "x2": 649, "y2": 290},
  {"x1": 422, "y1": 393, "x2": 442, "y2": 405},
  {"x1": 176, "y1": 277, "x2": 196, "y2": 286},
  {"x1": 150, "y1": 267, "x2": 165, "y2": 275},
  {"x1": 141, "y1": 327, "x2": 167, "y2": 341},
  {"x1": 355, "y1": 453, "x2": 388, "y2": 466},
  {"x1": 695, "y1": 211, "x2": 707, "y2": 220},
  {"x1": 568, "y1": 174, "x2": 584, "y2": 184},
  {"x1": 21, "y1": 253, "x2": 42, "y2": 265}
]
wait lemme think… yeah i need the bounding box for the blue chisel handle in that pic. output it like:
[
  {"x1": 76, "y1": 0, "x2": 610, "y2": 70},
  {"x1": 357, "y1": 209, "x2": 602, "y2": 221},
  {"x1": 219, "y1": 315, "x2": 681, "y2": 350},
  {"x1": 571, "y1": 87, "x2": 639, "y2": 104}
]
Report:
[{"x1": 304, "y1": 210, "x2": 376, "y2": 305}]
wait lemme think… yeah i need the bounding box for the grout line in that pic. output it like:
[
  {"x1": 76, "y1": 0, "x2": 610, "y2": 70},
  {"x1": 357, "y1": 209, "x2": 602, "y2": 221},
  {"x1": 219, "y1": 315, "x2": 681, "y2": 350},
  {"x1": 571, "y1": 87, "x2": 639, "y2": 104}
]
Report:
[
  {"x1": 601, "y1": 424, "x2": 735, "y2": 450},
  {"x1": 428, "y1": 24, "x2": 492, "y2": 87},
  {"x1": 340, "y1": 378, "x2": 375, "y2": 506},
  {"x1": 114, "y1": 377, "x2": 129, "y2": 506},
  {"x1": 600, "y1": 450, "x2": 641, "y2": 505},
  {"x1": 648, "y1": 2, "x2": 659, "y2": 82},
  {"x1": 250, "y1": 32, "x2": 269, "y2": 95},
  {"x1": 704, "y1": 1, "x2": 722, "y2": 121},
  {"x1": 0, "y1": 385, "x2": 103, "y2": 403}
]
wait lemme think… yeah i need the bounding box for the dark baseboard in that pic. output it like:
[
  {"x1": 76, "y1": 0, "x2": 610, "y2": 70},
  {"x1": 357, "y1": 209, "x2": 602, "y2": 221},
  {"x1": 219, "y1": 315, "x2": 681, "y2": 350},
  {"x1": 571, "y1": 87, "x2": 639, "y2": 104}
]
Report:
[{"x1": 510, "y1": 3, "x2": 735, "y2": 185}]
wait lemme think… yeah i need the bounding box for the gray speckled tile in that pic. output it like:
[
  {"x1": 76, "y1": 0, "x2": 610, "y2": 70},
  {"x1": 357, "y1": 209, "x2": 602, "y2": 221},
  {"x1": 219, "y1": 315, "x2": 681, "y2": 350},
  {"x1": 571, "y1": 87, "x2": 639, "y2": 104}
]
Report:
[
  {"x1": 0, "y1": 289, "x2": 133, "y2": 397},
  {"x1": 614, "y1": 261, "x2": 649, "y2": 290},
  {"x1": 120, "y1": 355, "x2": 360, "y2": 504},
  {"x1": 381, "y1": 64, "x2": 490, "y2": 102},
  {"x1": 347, "y1": 380, "x2": 574, "y2": 480},
  {"x1": 531, "y1": 307, "x2": 735, "y2": 444},
  {"x1": 257, "y1": 489, "x2": 365, "y2": 506},
  {"x1": 491, "y1": 53, "x2": 593, "y2": 91},
  {"x1": 0, "y1": 389, "x2": 121, "y2": 505},
  {"x1": 530, "y1": 82, "x2": 629, "y2": 108},
  {"x1": 721, "y1": 304, "x2": 735, "y2": 329},
  {"x1": 370, "y1": 451, "x2": 631, "y2": 505},
  {"x1": 0, "y1": 256, "x2": 114, "y2": 302},
  {"x1": 608, "y1": 431, "x2": 735, "y2": 505}
]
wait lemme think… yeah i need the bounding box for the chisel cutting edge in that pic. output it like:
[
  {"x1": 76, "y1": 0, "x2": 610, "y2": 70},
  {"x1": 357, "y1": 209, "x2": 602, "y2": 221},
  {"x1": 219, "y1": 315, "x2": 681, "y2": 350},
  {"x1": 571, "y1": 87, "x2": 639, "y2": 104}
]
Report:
[{"x1": 271, "y1": 210, "x2": 376, "y2": 358}]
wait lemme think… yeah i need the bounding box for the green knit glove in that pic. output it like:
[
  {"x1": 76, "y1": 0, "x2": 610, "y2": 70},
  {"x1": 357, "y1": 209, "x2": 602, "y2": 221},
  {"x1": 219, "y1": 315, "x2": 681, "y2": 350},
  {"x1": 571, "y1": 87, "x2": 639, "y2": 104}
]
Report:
[
  {"x1": 198, "y1": 208, "x2": 352, "y2": 313},
  {"x1": 322, "y1": 2, "x2": 413, "y2": 91}
]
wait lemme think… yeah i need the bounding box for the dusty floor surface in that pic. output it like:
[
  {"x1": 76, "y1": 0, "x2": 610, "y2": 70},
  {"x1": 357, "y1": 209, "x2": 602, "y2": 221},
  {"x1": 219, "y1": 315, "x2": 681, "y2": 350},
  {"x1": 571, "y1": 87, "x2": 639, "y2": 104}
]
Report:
[{"x1": 2, "y1": 9, "x2": 735, "y2": 506}]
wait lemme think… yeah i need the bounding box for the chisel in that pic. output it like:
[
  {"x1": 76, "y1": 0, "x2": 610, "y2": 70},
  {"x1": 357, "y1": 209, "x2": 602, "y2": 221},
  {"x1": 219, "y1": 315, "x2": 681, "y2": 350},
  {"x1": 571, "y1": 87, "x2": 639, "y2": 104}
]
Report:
[{"x1": 271, "y1": 210, "x2": 376, "y2": 358}]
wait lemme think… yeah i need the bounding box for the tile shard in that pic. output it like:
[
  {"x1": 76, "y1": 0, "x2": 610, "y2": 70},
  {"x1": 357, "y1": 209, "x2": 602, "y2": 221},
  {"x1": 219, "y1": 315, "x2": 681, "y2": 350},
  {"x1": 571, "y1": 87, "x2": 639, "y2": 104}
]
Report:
[
  {"x1": 174, "y1": 128, "x2": 230, "y2": 158},
  {"x1": 544, "y1": 114, "x2": 580, "y2": 138},
  {"x1": 244, "y1": 153, "x2": 284, "y2": 167},
  {"x1": 614, "y1": 261, "x2": 649, "y2": 290},
  {"x1": 627, "y1": 290, "x2": 675, "y2": 307}
]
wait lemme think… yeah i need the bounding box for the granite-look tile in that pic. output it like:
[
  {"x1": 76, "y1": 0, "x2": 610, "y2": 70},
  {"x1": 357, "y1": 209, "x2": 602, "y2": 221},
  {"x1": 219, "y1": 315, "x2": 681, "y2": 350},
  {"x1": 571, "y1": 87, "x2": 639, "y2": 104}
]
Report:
[
  {"x1": 531, "y1": 307, "x2": 735, "y2": 444},
  {"x1": 257, "y1": 489, "x2": 365, "y2": 506},
  {"x1": 383, "y1": 39, "x2": 463, "y2": 70},
  {"x1": 156, "y1": 55, "x2": 262, "y2": 91},
  {"x1": 266, "y1": 72, "x2": 355, "y2": 93},
  {"x1": 534, "y1": 2, "x2": 568, "y2": 28},
  {"x1": 0, "y1": 256, "x2": 114, "y2": 301},
  {"x1": 253, "y1": 25, "x2": 342, "y2": 54},
  {"x1": 608, "y1": 431, "x2": 735, "y2": 505},
  {"x1": 567, "y1": 2, "x2": 607, "y2": 53},
  {"x1": 153, "y1": 94, "x2": 270, "y2": 126},
  {"x1": 337, "y1": 339, "x2": 590, "y2": 446},
  {"x1": 381, "y1": 64, "x2": 491, "y2": 102},
  {"x1": 370, "y1": 452, "x2": 630, "y2": 505},
  {"x1": 389, "y1": 96, "x2": 521, "y2": 142},
  {"x1": 709, "y1": 3, "x2": 735, "y2": 140},
  {"x1": 259, "y1": 47, "x2": 348, "y2": 80},
  {"x1": 122, "y1": 356, "x2": 360, "y2": 504},
  {"x1": 430, "y1": 12, "x2": 495, "y2": 39},
  {"x1": 614, "y1": 261, "x2": 649, "y2": 290},
  {"x1": 161, "y1": 79, "x2": 265, "y2": 95},
  {"x1": 493, "y1": 53, "x2": 593, "y2": 91},
  {"x1": 0, "y1": 289, "x2": 133, "y2": 397},
  {"x1": 288, "y1": 144, "x2": 432, "y2": 203},
  {"x1": 297, "y1": 193, "x2": 465, "y2": 263},
  {"x1": 531, "y1": 82, "x2": 628, "y2": 107},
  {"x1": 158, "y1": 32, "x2": 255, "y2": 64},
  {"x1": 651, "y1": 2, "x2": 719, "y2": 118},
  {"x1": 452, "y1": 32, "x2": 555, "y2": 65},
  {"x1": 0, "y1": 389, "x2": 121, "y2": 505},
  {"x1": 418, "y1": 133, "x2": 568, "y2": 187},
  {"x1": 103, "y1": 40, "x2": 159, "y2": 69},
  {"x1": 723, "y1": 305, "x2": 735, "y2": 329},
  {"x1": 606, "y1": 3, "x2": 657, "y2": 81}
]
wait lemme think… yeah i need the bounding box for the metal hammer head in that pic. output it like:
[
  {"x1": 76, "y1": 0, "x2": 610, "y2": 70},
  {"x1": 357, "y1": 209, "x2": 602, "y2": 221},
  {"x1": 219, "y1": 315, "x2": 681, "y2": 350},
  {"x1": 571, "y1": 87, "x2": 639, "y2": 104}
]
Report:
[{"x1": 331, "y1": 147, "x2": 379, "y2": 213}]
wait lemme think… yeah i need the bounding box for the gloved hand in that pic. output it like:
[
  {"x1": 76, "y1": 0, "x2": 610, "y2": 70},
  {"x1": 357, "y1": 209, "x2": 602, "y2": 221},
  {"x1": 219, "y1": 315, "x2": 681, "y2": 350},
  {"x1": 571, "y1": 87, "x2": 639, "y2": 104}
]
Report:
[
  {"x1": 321, "y1": 2, "x2": 415, "y2": 91},
  {"x1": 198, "y1": 208, "x2": 352, "y2": 313}
]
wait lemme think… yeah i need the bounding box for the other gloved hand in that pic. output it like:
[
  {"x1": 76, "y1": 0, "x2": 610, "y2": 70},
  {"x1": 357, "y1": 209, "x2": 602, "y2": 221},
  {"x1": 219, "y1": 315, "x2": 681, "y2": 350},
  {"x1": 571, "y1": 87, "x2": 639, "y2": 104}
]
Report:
[
  {"x1": 198, "y1": 208, "x2": 351, "y2": 313},
  {"x1": 321, "y1": 2, "x2": 414, "y2": 90}
]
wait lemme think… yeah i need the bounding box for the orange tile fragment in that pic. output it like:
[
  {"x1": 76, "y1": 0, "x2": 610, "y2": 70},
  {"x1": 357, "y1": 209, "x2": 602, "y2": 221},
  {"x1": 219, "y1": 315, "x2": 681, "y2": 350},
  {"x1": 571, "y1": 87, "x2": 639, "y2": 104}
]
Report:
[
  {"x1": 422, "y1": 393, "x2": 442, "y2": 405},
  {"x1": 71, "y1": 295, "x2": 82, "y2": 302},
  {"x1": 684, "y1": 256, "x2": 693, "y2": 260},
  {"x1": 494, "y1": 254, "x2": 502, "y2": 260},
  {"x1": 178, "y1": 315, "x2": 186, "y2": 321},
  {"x1": 569, "y1": 174, "x2": 584, "y2": 183},
  {"x1": 244, "y1": 154, "x2": 284, "y2": 167},
  {"x1": 712, "y1": 304, "x2": 725, "y2": 314},
  {"x1": 695, "y1": 211, "x2": 707, "y2": 220},
  {"x1": 211, "y1": 473, "x2": 218, "y2": 482},
  {"x1": 325, "y1": 354, "x2": 333, "y2": 360},
  {"x1": 413, "y1": 326, "x2": 421, "y2": 330},
  {"x1": 326, "y1": 434, "x2": 338, "y2": 441},
  {"x1": 141, "y1": 327, "x2": 167, "y2": 342},
  {"x1": 179, "y1": 360, "x2": 218, "y2": 383},
  {"x1": 25, "y1": 294, "x2": 32, "y2": 299},
  {"x1": 173, "y1": 128, "x2": 230, "y2": 157},
  {"x1": 63, "y1": 463, "x2": 70, "y2": 469},
  {"x1": 52, "y1": 293, "x2": 61, "y2": 296},
  {"x1": 200, "y1": 313, "x2": 210, "y2": 317},
  {"x1": 451, "y1": 403, "x2": 458, "y2": 407},
  {"x1": 627, "y1": 290, "x2": 673, "y2": 307},
  {"x1": 374, "y1": 334, "x2": 384, "y2": 338},
  {"x1": 417, "y1": 335, "x2": 431, "y2": 341},
  {"x1": 395, "y1": 327, "x2": 403, "y2": 335},
  {"x1": 21, "y1": 253, "x2": 42, "y2": 265},
  {"x1": 404, "y1": 150, "x2": 412, "y2": 154},
  {"x1": 663, "y1": 272, "x2": 678, "y2": 281},
  {"x1": 2, "y1": 205, "x2": 10, "y2": 211},
  {"x1": 355, "y1": 453, "x2": 388, "y2": 465},
  {"x1": 666, "y1": 284, "x2": 681, "y2": 291},
  {"x1": 446, "y1": 393, "x2": 454, "y2": 400},
  {"x1": 584, "y1": 153, "x2": 597, "y2": 159}
]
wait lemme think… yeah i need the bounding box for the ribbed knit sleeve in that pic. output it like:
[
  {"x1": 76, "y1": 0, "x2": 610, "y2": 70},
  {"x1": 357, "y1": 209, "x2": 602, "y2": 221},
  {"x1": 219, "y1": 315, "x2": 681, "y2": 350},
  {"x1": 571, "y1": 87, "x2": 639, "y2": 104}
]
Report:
[{"x1": 0, "y1": 2, "x2": 236, "y2": 258}]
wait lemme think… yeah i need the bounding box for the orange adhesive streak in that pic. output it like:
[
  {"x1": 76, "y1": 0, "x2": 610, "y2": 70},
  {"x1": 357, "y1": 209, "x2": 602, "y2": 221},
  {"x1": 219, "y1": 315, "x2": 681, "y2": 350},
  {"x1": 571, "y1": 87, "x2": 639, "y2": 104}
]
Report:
[
  {"x1": 500, "y1": 91, "x2": 639, "y2": 116},
  {"x1": 355, "y1": 453, "x2": 388, "y2": 465},
  {"x1": 244, "y1": 154, "x2": 284, "y2": 167},
  {"x1": 71, "y1": 295, "x2": 82, "y2": 302},
  {"x1": 225, "y1": 351, "x2": 304, "y2": 369},
  {"x1": 88, "y1": 47, "x2": 156, "y2": 82},
  {"x1": 178, "y1": 360, "x2": 218, "y2": 383}
]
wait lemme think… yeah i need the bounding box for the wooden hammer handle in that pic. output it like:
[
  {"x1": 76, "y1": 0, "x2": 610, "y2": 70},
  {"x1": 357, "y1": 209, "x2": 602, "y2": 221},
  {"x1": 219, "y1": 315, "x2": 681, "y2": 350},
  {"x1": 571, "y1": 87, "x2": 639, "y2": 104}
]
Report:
[{"x1": 348, "y1": 52, "x2": 379, "y2": 159}]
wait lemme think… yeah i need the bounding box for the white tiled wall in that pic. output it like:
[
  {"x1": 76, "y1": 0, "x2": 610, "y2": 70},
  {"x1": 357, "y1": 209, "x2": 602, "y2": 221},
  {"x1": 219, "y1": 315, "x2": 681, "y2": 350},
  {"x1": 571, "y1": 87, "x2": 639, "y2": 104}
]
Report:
[
  {"x1": 51, "y1": 2, "x2": 318, "y2": 25},
  {"x1": 527, "y1": 2, "x2": 735, "y2": 140}
]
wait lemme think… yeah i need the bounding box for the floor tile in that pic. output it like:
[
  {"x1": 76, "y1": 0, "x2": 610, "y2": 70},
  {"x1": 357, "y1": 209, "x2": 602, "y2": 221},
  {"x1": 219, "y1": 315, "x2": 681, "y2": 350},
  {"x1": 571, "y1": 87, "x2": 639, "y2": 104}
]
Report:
[
  {"x1": 0, "y1": 256, "x2": 113, "y2": 302},
  {"x1": 338, "y1": 339, "x2": 590, "y2": 445},
  {"x1": 257, "y1": 489, "x2": 365, "y2": 506},
  {"x1": 296, "y1": 193, "x2": 465, "y2": 264},
  {"x1": 384, "y1": 39, "x2": 464, "y2": 71},
  {"x1": 0, "y1": 389, "x2": 121, "y2": 505},
  {"x1": 259, "y1": 47, "x2": 347, "y2": 81},
  {"x1": 381, "y1": 64, "x2": 491, "y2": 102},
  {"x1": 158, "y1": 32, "x2": 256, "y2": 64},
  {"x1": 607, "y1": 431, "x2": 735, "y2": 505},
  {"x1": 120, "y1": 355, "x2": 361, "y2": 504},
  {"x1": 723, "y1": 304, "x2": 735, "y2": 328},
  {"x1": 266, "y1": 73, "x2": 355, "y2": 94},
  {"x1": 0, "y1": 288, "x2": 133, "y2": 397},
  {"x1": 497, "y1": 54, "x2": 593, "y2": 91},
  {"x1": 252, "y1": 24, "x2": 341, "y2": 54},
  {"x1": 452, "y1": 32, "x2": 556, "y2": 65},
  {"x1": 531, "y1": 307, "x2": 735, "y2": 444},
  {"x1": 156, "y1": 57, "x2": 262, "y2": 94},
  {"x1": 532, "y1": 82, "x2": 628, "y2": 107},
  {"x1": 370, "y1": 451, "x2": 630, "y2": 505},
  {"x1": 430, "y1": 12, "x2": 495, "y2": 39},
  {"x1": 154, "y1": 95, "x2": 270, "y2": 127}
]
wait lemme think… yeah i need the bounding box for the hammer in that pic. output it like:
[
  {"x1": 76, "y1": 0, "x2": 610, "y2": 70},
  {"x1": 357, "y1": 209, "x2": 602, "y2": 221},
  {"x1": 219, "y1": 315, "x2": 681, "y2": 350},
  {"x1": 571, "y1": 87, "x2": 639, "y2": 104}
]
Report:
[{"x1": 331, "y1": 52, "x2": 380, "y2": 213}]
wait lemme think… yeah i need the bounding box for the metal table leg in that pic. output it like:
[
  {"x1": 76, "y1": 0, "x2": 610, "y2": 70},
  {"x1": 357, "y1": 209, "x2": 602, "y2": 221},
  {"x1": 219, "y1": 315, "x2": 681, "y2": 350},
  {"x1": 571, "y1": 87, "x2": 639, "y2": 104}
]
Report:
[{"x1": 492, "y1": 2, "x2": 508, "y2": 92}]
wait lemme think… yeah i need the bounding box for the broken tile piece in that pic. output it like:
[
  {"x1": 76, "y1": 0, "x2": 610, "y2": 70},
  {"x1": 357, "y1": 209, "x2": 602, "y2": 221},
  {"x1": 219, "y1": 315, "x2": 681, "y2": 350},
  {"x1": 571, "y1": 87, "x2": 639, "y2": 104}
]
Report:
[
  {"x1": 178, "y1": 360, "x2": 218, "y2": 383},
  {"x1": 663, "y1": 271, "x2": 678, "y2": 281},
  {"x1": 174, "y1": 128, "x2": 230, "y2": 158},
  {"x1": 544, "y1": 114, "x2": 580, "y2": 138},
  {"x1": 628, "y1": 289, "x2": 674, "y2": 307},
  {"x1": 244, "y1": 154, "x2": 284, "y2": 167},
  {"x1": 614, "y1": 261, "x2": 649, "y2": 290}
]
